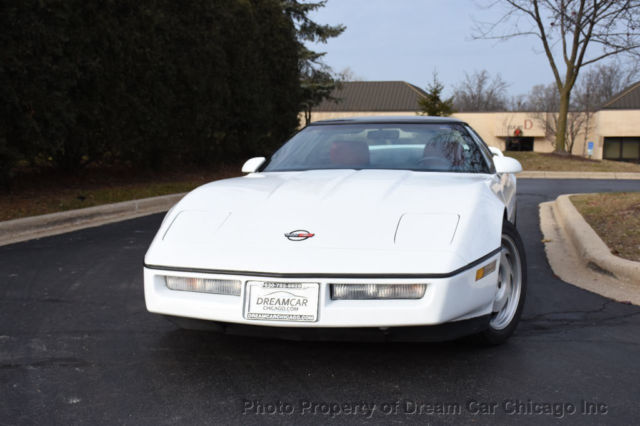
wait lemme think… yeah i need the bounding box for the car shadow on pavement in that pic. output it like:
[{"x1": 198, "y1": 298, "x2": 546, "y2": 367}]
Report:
[{"x1": 152, "y1": 327, "x2": 511, "y2": 387}]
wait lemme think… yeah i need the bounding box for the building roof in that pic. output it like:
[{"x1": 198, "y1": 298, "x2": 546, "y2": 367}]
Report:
[
  {"x1": 313, "y1": 81, "x2": 427, "y2": 112},
  {"x1": 310, "y1": 116, "x2": 463, "y2": 125},
  {"x1": 601, "y1": 81, "x2": 640, "y2": 110}
]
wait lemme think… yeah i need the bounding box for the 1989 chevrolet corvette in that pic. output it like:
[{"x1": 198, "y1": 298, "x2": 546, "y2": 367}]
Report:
[{"x1": 144, "y1": 116, "x2": 527, "y2": 344}]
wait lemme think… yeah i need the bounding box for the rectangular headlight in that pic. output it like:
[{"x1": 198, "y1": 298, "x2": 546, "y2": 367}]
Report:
[
  {"x1": 165, "y1": 276, "x2": 241, "y2": 296},
  {"x1": 330, "y1": 284, "x2": 427, "y2": 300}
]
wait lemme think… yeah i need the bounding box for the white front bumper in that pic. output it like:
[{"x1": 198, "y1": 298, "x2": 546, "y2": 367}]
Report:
[{"x1": 143, "y1": 257, "x2": 499, "y2": 328}]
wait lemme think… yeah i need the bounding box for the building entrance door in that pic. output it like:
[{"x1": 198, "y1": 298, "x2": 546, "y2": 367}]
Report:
[{"x1": 506, "y1": 137, "x2": 534, "y2": 151}]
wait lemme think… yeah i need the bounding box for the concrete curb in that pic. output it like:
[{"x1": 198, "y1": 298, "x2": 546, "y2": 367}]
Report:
[
  {"x1": 539, "y1": 201, "x2": 640, "y2": 305},
  {"x1": 554, "y1": 194, "x2": 640, "y2": 285},
  {"x1": 0, "y1": 193, "x2": 185, "y2": 247},
  {"x1": 519, "y1": 171, "x2": 640, "y2": 179}
]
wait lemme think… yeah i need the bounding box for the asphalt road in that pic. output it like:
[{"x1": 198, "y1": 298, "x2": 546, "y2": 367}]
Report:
[{"x1": 1, "y1": 179, "x2": 640, "y2": 425}]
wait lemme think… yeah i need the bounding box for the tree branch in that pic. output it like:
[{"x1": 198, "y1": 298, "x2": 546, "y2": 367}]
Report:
[{"x1": 532, "y1": 0, "x2": 564, "y2": 88}]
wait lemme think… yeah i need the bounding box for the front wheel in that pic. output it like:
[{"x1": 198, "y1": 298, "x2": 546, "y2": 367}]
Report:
[{"x1": 477, "y1": 221, "x2": 527, "y2": 345}]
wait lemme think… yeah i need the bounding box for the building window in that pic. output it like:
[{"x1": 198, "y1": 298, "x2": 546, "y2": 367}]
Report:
[
  {"x1": 505, "y1": 137, "x2": 534, "y2": 151},
  {"x1": 603, "y1": 137, "x2": 640, "y2": 163}
]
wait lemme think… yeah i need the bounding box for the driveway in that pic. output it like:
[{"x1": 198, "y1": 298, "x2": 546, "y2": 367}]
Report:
[{"x1": 1, "y1": 179, "x2": 639, "y2": 425}]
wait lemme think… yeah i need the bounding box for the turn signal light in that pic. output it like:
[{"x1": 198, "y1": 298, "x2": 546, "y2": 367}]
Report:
[
  {"x1": 475, "y1": 260, "x2": 497, "y2": 281},
  {"x1": 165, "y1": 276, "x2": 241, "y2": 296}
]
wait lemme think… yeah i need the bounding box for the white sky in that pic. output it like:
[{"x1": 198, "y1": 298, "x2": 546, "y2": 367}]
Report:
[{"x1": 305, "y1": 0, "x2": 616, "y2": 97}]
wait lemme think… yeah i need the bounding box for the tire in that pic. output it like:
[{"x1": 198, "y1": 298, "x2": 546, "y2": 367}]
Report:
[{"x1": 477, "y1": 220, "x2": 527, "y2": 345}]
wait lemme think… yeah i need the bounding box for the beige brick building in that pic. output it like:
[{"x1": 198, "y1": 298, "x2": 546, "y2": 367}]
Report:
[{"x1": 308, "y1": 81, "x2": 640, "y2": 162}]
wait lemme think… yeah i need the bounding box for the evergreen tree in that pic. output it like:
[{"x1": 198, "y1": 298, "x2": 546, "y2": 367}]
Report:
[
  {"x1": 283, "y1": 1, "x2": 345, "y2": 124},
  {"x1": 0, "y1": 0, "x2": 304, "y2": 186},
  {"x1": 418, "y1": 73, "x2": 455, "y2": 117}
]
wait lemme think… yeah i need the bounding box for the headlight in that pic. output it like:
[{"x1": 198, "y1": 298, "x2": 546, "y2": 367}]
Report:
[
  {"x1": 330, "y1": 284, "x2": 427, "y2": 300},
  {"x1": 165, "y1": 276, "x2": 241, "y2": 296}
]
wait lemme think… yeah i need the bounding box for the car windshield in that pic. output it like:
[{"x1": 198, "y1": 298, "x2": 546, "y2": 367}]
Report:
[{"x1": 263, "y1": 123, "x2": 492, "y2": 173}]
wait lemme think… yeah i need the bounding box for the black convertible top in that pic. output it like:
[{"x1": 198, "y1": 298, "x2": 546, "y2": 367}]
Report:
[{"x1": 309, "y1": 115, "x2": 466, "y2": 126}]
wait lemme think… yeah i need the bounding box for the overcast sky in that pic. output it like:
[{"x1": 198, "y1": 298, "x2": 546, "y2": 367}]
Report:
[{"x1": 305, "y1": 0, "x2": 614, "y2": 97}]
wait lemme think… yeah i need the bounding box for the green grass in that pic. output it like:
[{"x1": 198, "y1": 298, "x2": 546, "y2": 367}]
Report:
[
  {"x1": 571, "y1": 192, "x2": 640, "y2": 262},
  {"x1": 507, "y1": 152, "x2": 640, "y2": 172}
]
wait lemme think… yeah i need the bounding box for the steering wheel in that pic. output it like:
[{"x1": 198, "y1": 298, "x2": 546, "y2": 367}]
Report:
[{"x1": 418, "y1": 156, "x2": 452, "y2": 169}]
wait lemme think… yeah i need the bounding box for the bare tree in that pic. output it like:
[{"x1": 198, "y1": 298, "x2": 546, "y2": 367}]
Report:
[
  {"x1": 336, "y1": 67, "x2": 364, "y2": 82},
  {"x1": 507, "y1": 94, "x2": 532, "y2": 111},
  {"x1": 453, "y1": 70, "x2": 510, "y2": 111},
  {"x1": 474, "y1": 0, "x2": 640, "y2": 152},
  {"x1": 572, "y1": 60, "x2": 639, "y2": 153},
  {"x1": 573, "y1": 60, "x2": 640, "y2": 110},
  {"x1": 527, "y1": 83, "x2": 560, "y2": 112},
  {"x1": 527, "y1": 82, "x2": 589, "y2": 153},
  {"x1": 527, "y1": 83, "x2": 563, "y2": 148}
]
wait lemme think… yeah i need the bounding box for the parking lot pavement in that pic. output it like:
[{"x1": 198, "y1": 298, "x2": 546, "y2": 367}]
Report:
[{"x1": 1, "y1": 179, "x2": 639, "y2": 425}]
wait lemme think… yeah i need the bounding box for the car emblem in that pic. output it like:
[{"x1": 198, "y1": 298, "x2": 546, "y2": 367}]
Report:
[{"x1": 284, "y1": 230, "x2": 315, "y2": 241}]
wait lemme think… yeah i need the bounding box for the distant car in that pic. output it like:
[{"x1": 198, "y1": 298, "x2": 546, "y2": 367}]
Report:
[{"x1": 144, "y1": 116, "x2": 526, "y2": 344}]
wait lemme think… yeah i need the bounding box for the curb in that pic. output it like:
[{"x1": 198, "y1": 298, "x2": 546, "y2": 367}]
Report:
[
  {"x1": 518, "y1": 171, "x2": 640, "y2": 179},
  {"x1": 554, "y1": 194, "x2": 640, "y2": 285},
  {"x1": 0, "y1": 193, "x2": 185, "y2": 247}
]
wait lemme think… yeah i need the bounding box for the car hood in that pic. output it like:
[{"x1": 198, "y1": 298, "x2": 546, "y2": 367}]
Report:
[{"x1": 145, "y1": 170, "x2": 504, "y2": 274}]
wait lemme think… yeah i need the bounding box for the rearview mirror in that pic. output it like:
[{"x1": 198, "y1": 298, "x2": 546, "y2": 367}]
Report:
[
  {"x1": 493, "y1": 156, "x2": 522, "y2": 174},
  {"x1": 242, "y1": 157, "x2": 266, "y2": 173},
  {"x1": 367, "y1": 129, "x2": 399, "y2": 140}
]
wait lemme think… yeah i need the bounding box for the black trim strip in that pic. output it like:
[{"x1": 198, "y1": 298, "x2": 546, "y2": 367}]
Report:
[
  {"x1": 144, "y1": 247, "x2": 501, "y2": 279},
  {"x1": 308, "y1": 119, "x2": 469, "y2": 126}
]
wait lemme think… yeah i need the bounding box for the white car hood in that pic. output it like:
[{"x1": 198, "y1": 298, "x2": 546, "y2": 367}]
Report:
[{"x1": 145, "y1": 170, "x2": 504, "y2": 275}]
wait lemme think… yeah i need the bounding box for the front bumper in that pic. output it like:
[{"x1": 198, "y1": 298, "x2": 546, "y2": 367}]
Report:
[{"x1": 143, "y1": 253, "x2": 500, "y2": 330}]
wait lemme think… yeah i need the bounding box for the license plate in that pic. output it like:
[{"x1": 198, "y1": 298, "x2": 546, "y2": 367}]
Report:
[{"x1": 244, "y1": 281, "x2": 319, "y2": 322}]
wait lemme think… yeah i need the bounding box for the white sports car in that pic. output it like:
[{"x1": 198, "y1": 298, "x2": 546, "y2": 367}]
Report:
[{"x1": 144, "y1": 116, "x2": 526, "y2": 344}]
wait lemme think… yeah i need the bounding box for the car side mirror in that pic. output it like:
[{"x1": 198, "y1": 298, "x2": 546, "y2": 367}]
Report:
[
  {"x1": 493, "y1": 156, "x2": 522, "y2": 174},
  {"x1": 242, "y1": 157, "x2": 266, "y2": 173},
  {"x1": 489, "y1": 146, "x2": 504, "y2": 157}
]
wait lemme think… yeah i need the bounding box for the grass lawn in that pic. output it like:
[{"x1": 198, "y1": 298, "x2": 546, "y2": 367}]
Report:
[
  {"x1": 507, "y1": 152, "x2": 640, "y2": 172},
  {"x1": 571, "y1": 192, "x2": 640, "y2": 262},
  {"x1": 0, "y1": 165, "x2": 241, "y2": 222}
]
